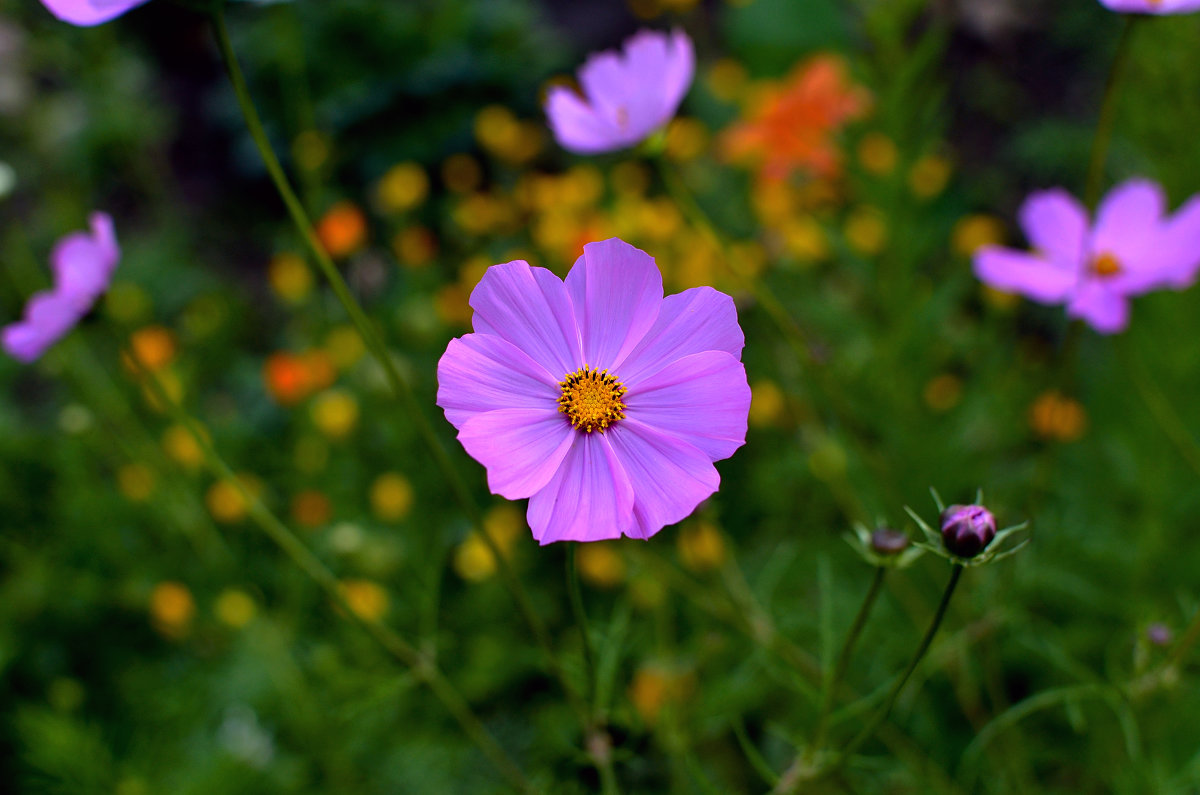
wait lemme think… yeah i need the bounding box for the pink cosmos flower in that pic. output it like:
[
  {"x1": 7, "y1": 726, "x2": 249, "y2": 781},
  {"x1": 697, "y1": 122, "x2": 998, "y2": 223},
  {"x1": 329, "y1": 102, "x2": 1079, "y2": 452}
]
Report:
[
  {"x1": 437, "y1": 238, "x2": 750, "y2": 544},
  {"x1": 545, "y1": 29, "x2": 695, "y2": 155},
  {"x1": 37, "y1": 0, "x2": 150, "y2": 26},
  {"x1": 1098, "y1": 0, "x2": 1200, "y2": 14},
  {"x1": 3, "y1": 213, "x2": 119, "y2": 362},
  {"x1": 973, "y1": 180, "x2": 1200, "y2": 333}
]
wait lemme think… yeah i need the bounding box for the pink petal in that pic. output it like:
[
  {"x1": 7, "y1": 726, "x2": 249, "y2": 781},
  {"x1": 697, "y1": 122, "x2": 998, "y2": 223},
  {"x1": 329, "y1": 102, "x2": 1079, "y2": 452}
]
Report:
[
  {"x1": 526, "y1": 432, "x2": 634, "y2": 544},
  {"x1": 1018, "y1": 189, "x2": 1088, "y2": 268},
  {"x1": 2, "y1": 291, "x2": 84, "y2": 363},
  {"x1": 1090, "y1": 179, "x2": 1167, "y2": 283},
  {"x1": 624, "y1": 351, "x2": 750, "y2": 461},
  {"x1": 456, "y1": 409, "x2": 575, "y2": 500},
  {"x1": 1066, "y1": 281, "x2": 1129, "y2": 334},
  {"x1": 38, "y1": 0, "x2": 150, "y2": 26},
  {"x1": 436, "y1": 333, "x2": 561, "y2": 429},
  {"x1": 51, "y1": 212, "x2": 120, "y2": 302},
  {"x1": 973, "y1": 246, "x2": 1078, "y2": 303},
  {"x1": 605, "y1": 419, "x2": 719, "y2": 540},
  {"x1": 1098, "y1": 0, "x2": 1200, "y2": 13},
  {"x1": 565, "y1": 239, "x2": 663, "y2": 371},
  {"x1": 1152, "y1": 193, "x2": 1200, "y2": 289},
  {"x1": 468, "y1": 260, "x2": 582, "y2": 378},
  {"x1": 617, "y1": 286, "x2": 744, "y2": 385},
  {"x1": 545, "y1": 87, "x2": 623, "y2": 155}
]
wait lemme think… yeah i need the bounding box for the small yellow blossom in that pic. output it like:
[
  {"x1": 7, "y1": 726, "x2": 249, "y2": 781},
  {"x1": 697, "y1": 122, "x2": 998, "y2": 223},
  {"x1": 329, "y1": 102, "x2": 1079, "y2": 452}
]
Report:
[
  {"x1": 214, "y1": 588, "x2": 256, "y2": 628},
  {"x1": 844, "y1": 206, "x2": 888, "y2": 256},
  {"x1": 268, "y1": 253, "x2": 313, "y2": 303},
  {"x1": 311, "y1": 389, "x2": 359, "y2": 440},
  {"x1": 370, "y1": 472, "x2": 414, "y2": 522},
  {"x1": 677, "y1": 522, "x2": 727, "y2": 572},
  {"x1": 117, "y1": 463, "x2": 155, "y2": 502},
  {"x1": 150, "y1": 581, "x2": 194, "y2": 639},
  {"x1": 340, "y1": 579, "x2": 389, "y2": 621},
  {"x1": 952, "y1": 214, "x2": 1006, "y2": 258},
  {"x1": 1029, "y1": 391, "x2": 1087, "y2": 442},
  {"x1": 577, "y1": 543, "x2": 627, "y2": 588},
  {"x1": 376, "y1": 162, "x2": 429, "y2": 213},
  {"x1": 909, "y1": 155, "x2": 952, "y2": 199},
  {"x1": 162, "y1": 423, "x2": 205, "y2": 469},
  {"x1": 857, "y1": 132, "x2": 897, "y2": 175},
  {"x1": 748, "y1": 379, "x2": 786, "y2": 428}
]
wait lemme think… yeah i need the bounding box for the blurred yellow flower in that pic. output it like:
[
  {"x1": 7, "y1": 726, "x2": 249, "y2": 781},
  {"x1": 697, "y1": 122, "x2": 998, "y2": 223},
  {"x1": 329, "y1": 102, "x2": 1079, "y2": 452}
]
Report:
[
  {"x1": 781, "y1": 216, "x2": 828, "y2": 262},
  {"x1": 923, "y1": 374, "x2": 963, "y2": 413},
  {"x1": 214, "y1": 588, "x2": 256, "y2": 628},
  {"x1": 139, "y1": 369, "x2": 183, "y2": 414},
  {"x1": 666, "y1": 118, "x2": 709, "y2": 161},
  {"x1": 909, "y1": 155, "x2": 952, "y2": 199},
  {"x1": 340, "y1": 579, "x2": 389, "y2": 621},
  {"x1": 1030, "y1": 390, "x2": 1087, "y2": 442},
  {"x1": 610, "y1": 161, "x2": 650, "y2": 196},
  {"x1": 375, "y1": 161, "x2": 429, "y2": 213},
  {"x1": 677, "y1": 522, "x2": 727, "y2": 572},
  {"x1": 117, "y1": 463, "x2": 155, "y2": 502},
  {"x1": 577, "y1": 543, "x2": 626, "y2": 588},
  {"x1": 206, "y1": 474, "x2": 261, "y2": 524},
  {"x1": 454, "y1": 533, "x2": 498, "y2": 582},
  {"x1": 125, "y1": 325, "x2": 177, "y2": 373},
  {"x1": 844, "y1": 206, "x2": 888, "y2": 256},
  {"x1": 434, "y1": 283, "x2": 473, "y2": 328},
  {"x1": 291, "y1": 489, "x2": 333, "y2": 529},
  {"x1": 292, "y1": 130, "x2": 330, "y2": 172},
  {"x1": 150, "y1": 581, "x2": 194, "y2": 639},
  {"x1": 162, "y1": 423, "x2": 206, "y2": 470},
  {"x1": 629, "y1": 575, "x2": 667, "y2": 610},
  {"x1": 324, "y1": 325, "x2": 366, "y2": 370},
  {"x1": 393, "y1": 225, "x2": 438, "y2": 268},
  {"x1": 442, "y1": 153, "x2": 482, "y2": 194},
  {"x1": 311, "y1": 389, "x2": 359, "y2": 440},
  {"x1": 748, "y1": 379, "x2": 786, "y2": 427},
  {"x1": 268, "y1": 252, "x2": 313, "y2": 303},
  {"x1": 628, "y1": 665, "x2": 694, "y2": 726},
  {"x1": 370, "y1": 472, "x2": 414, "y2": 522},
  {"x1": 857, "y1": 132, "x2": 897, "y2": 175},
  {"x1": 952, "y1": 214, "x2": 1006, "y2": 258},
  {"x1": 706, "y1": 58, "x2": 748, "y2": 103},
  {"x1": 483, "y1": 503, "x2": 524, "y2": 546}
]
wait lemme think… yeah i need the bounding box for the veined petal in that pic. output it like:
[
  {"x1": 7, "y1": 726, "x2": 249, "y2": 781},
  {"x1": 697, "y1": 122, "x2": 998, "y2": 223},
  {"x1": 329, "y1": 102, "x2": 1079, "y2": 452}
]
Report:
[
  {"x1": 973, "y1": 246, "x2": 1077, "y2": 303},
  {"x1": 566, "y1": 238, "x2": 663, "y2": 371},
  {"x1": 436, "y1": 333, "x2": 561, "y2": 429},
  {"x1": 618, "y1": 286, "x2": 743, "y2": 384},
  {"x1": 1018, "y1": 189, "x2": 1088, "y2": 268},
  {"x1": 457, "y1": 409, "x2": 575, "y2": 500},
  {"x1": 606, "y1": 419, "x2": 719, "y2": 540},
  {"x1": 468, "y1": 260, "x2": 582, "y2": 377},
  {"x1": 625, "y1": 350, "x2": 750, "y2": 461},
  {"x1": 526, "y1": 432, "x2": 634, "y2": 544},
  {"x1": 38, "y1": 0, "x2": 150, "y2": 26},
  {"x1": 1066, "y1": 281, "x2": 1129, "y2": 334}
]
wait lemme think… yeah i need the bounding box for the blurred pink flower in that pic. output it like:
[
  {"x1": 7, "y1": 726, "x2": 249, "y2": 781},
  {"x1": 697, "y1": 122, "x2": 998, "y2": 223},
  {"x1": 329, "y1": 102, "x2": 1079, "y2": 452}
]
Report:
[
  {"x1": 545, "y1": 29, "x2": 694, "y2": 155},
  {"x1": 974, "y1": 180, "x2": 1200, "y2": 333},
  {"x1": 3, "y1": 213, "x2": 119, "y2": 362},
  {"x1": 1098, "y1": 0, "x2": 1200, "y2": 13},
  {"x1": 38, "y1": 0, "x2": 150, "y2": 26},
  {"x1": 437, "y1": 238, "x2": 749, "y2": 544}
]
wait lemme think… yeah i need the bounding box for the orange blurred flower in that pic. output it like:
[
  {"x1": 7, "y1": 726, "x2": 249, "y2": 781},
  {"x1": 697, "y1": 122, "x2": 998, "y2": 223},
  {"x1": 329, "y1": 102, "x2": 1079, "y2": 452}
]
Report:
[
  {"x1": 316, "y1": 201, "x2": 367, "y2": 258},
  {"x1": 263, "y1": 350, "x2": 336, "y2": 406},
  {"x1": 721, "y1": 54, "x2": 870, "y2": 182}
]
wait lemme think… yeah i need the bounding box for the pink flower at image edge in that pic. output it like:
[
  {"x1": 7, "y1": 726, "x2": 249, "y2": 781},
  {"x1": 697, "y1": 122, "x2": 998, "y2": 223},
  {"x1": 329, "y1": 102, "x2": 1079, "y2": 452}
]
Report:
[
  {"x1": 3, "y1": 213, "x2": 119, "y2": 362},
  {"x1": 437, "y1": 238, "x2": 750, "y2": 544},
  {"x1": 973, "y1": 179, "x2": 1200, "y2": 333},
  {"x1": 1098, "y1": 0, "x2": 1200, "y2": 15},
  {"x1": 544, "y1": 29, "x2": 695, "y2": 155},
  {"x1": 38, "y1": 0, "x2": 151, "y2": 26}
]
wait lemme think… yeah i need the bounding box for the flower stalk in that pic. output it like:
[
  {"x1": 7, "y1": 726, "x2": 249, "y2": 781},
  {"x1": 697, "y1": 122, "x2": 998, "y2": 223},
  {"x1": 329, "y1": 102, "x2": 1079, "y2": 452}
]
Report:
[{"x1": 1085, "y1": 15, "x2": 1140, "y2": 210}]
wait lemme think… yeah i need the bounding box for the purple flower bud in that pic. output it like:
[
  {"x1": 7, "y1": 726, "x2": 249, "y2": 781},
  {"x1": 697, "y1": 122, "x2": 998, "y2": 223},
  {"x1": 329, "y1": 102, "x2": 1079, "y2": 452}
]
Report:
[
  {"x1": 939, "y1": 504, "x2": 996, "y2": 558},
  {"x1": 870, "y1": 528, "x2": 909, "y2": 556},
  {"x1": 1147, "y1": 623, "x2": 1173, "y2": 647}
]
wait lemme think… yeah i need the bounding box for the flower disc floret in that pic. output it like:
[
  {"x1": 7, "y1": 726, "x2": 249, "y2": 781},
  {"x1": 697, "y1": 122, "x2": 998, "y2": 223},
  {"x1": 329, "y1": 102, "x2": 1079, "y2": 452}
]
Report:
[{"x1": 558, "y1": 366, "x2": 627, "y2": 433}]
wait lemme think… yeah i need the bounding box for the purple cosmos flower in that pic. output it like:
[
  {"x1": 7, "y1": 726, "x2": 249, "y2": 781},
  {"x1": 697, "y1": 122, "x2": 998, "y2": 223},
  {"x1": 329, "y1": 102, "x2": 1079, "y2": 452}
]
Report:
[
  {"x1": 3, "y1": 212, "x2": 119, "y2": 363},
  {"x1": 544, "y1": 29, "x2": 695, "y2": 155},
  {"x1": 1098, "y1": 0, "x2": 1200, "y2": 14},
  {"x1": 437, "y1": 238, "x2": 750, "y2": 544},
  {"x1": 939, "y1": 504, "x2": 996, "y2": 559},
  {"x1": 38, "y1": 0, "x2": 150, "y2": 26},
  {"x1": 973, "y1": 179, "x2": 1200, "y2": 333}
]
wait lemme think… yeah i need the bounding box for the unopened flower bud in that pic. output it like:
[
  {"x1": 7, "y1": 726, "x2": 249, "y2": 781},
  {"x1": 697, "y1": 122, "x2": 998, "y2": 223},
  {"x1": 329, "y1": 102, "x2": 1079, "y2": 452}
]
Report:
[
  {"x1": 1147, "y1": 623, "x2": 1173, "y2": 647},
  {"x1": 870, "y1": 528, "x2": 909, "y2": 556},
  {"x1": 940, "y1": 504, "x2": 996, "y2": 558}
]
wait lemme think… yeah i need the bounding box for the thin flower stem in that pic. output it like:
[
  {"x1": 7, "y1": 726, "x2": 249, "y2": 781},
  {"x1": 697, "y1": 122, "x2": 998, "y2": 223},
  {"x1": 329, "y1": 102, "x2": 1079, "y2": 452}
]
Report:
[
  {"x1": 1119, "y1": 341, "x2": 1200, "y2": 482},
  {"x1": 814, "y1": 566, "x2": 887, "y2": 750},
  {"x1": 567, "y1": 544, "x2": 598, "y2": 714},
  {"x1": 1084, "y1": 15, "x2": 1140, "y2": 211},
  {"x1": 208, "y1": 7, "x2": 584, "y2": 721},
  {"x1": 832, "y1": 564, "x2": 963, "y2": 776},
  {"x1": 128, "y1": 353, "x2": 535, "y2": 794}
]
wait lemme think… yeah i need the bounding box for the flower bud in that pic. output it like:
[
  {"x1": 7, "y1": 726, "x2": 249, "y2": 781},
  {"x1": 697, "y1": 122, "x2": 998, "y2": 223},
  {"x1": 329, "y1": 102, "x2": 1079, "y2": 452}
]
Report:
[
  {"x1": 1147, "y1": 623, "x2": 1173, "y2": 647},
  {"x1": 939, "y1": 504, "x2": 996, "y2": 558},
  {"x1": 870, "y1": 528, "x2": 909, "y2": 556}
]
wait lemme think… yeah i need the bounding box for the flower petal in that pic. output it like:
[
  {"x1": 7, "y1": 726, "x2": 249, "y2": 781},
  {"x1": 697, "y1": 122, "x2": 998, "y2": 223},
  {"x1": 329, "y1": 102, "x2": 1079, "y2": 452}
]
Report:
[
  {"x1": 566, "y1": 238, "x2": 663, "y2": 371},
  {"x1": 436, "y1": 333, "x2": 561, "y2": 429},
  {"x1": 605, "y1": 419, "x2": 719, "y2": 540},
  {"x1": 526, "y1": 432, "x2": 634, "y2": 544},
  {"x1": 545, "y1": 87, "x2": 624, "y2": 155},
  {"x1": 51, "y1": 212, "x2": 120, "y2": 302},
  {"x1": 2, "y1": 291, "x2": 84, "y2": 363},
  {"x1": 973, "y1": 246, "x2": 1077, "y2": 303},
  {"x1": 1018, "y1": 189, "x2": 1088, "y2": 267},
  {"x1": 38, "y1": 0, "x2": 150, "y2": 26},
  {"x1": 469, "y1": 260, "x2": 582, "y2": 377},
  {"x1": 1151, "y1": 193, "x2": 1200, "y2": 289},
  {"x1": 624, "y1": 351, "x2": 750, "y2": 461},
  {"x1": 617, "y1": 286, "x2": 744, "y2": 384},
  {"x1": 1066, "y1": 281, "x2": 1129, "y2": 334},
  {"x1": 457, "y1": 409, "x2": 575, "y2": 500}
]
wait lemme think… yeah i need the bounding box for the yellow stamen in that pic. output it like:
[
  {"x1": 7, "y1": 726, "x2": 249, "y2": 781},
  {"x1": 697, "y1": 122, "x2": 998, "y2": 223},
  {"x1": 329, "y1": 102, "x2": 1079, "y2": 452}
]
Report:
[
  {"x1": 557, "y1": 365, "x2": 627, "y2": 433},
  {"x1": 1090, "y1": 252, "x2": 1122, "y2": 278}
]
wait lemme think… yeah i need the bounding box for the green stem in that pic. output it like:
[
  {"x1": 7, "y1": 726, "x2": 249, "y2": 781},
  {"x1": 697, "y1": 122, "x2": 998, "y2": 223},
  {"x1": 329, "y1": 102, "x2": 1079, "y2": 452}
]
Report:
[
  {"x1": 836, "y1": 564, "x2": 963, "y2": 770},
  {"x1": 129, "y1": 352, "x2": 534, "y2": 793},
  {"x1": 1119, "y1": 341, "x2": 1200, "y2": 482},
  {"x1": 1166, "y1": 608, "x2": 1200, "y2": 671},
  {"x1": 1084, "y1": 15, "x2": 1139, "y2": 211},
  {"x1": 814, "y1": 566, "x2": 887, "y2": 750},
  {"x1": 209, "y1": 6, "x2": 582, "y2": 721}
]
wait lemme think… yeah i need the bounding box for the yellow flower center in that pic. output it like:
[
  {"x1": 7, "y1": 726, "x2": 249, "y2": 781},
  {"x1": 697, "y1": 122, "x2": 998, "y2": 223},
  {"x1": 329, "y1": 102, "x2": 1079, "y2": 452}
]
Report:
[
  {"x1": 1090, "y1": 252, "x2": 1122, "y2": 278},
  {"x1": 557, "y1": 366, "x2": 627, "y2": 433}
]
